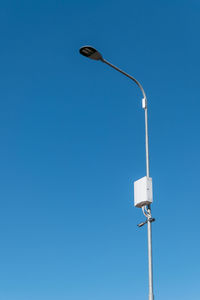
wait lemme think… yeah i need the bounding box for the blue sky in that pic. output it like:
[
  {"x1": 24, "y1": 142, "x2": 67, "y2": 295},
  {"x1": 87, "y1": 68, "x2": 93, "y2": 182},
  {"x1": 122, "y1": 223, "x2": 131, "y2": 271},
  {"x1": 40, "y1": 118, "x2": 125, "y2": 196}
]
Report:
[{"x1": 0, "y1": 1, "x2": 200, "y2": 299}]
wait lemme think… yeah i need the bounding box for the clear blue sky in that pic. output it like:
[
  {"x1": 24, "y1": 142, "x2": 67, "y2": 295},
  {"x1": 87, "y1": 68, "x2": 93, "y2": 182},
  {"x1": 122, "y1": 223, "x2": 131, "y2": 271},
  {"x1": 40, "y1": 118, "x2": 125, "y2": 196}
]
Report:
[{"x1": 0, "y1": 1, "x2": 199, "y2": 299}]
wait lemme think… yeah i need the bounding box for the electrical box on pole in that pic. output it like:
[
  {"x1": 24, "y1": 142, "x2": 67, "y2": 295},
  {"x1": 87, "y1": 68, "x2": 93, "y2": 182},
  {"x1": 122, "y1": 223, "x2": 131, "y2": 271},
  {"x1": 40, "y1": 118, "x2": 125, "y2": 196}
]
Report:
[{"x1": 134, "y1": 176, "x2": 153, "y2": 208}]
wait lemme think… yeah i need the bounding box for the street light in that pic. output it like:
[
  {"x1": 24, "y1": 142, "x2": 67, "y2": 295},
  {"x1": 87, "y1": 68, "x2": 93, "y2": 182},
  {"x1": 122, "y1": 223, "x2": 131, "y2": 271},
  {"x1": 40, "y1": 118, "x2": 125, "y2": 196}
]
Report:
[{"x1": 79, "y1": 45, "x2": 155, "y2": 300}]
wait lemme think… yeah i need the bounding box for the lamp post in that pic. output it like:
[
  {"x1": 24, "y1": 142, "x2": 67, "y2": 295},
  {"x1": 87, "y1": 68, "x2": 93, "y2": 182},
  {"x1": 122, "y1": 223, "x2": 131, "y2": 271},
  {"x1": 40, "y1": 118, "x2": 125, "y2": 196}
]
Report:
[{"x1": 79, "y1": 45, "x2": 155, "y2": 300}]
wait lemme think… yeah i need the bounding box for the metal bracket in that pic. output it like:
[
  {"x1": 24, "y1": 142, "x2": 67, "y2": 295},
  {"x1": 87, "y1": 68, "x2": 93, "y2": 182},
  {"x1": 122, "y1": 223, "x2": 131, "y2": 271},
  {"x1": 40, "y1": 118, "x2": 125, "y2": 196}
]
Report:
[
  {"x1": 137, "y1": 218, "x2": 155, "y2": 228},
  {"x1": 142, "y1": 97, "x2": 147, "y2": 109}
]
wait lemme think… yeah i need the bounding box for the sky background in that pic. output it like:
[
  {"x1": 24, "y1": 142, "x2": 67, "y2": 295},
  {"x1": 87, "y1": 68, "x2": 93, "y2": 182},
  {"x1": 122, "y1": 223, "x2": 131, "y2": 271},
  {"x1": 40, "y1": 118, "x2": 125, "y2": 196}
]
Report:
[{"x1": 0, "y1": 0, "x2": 200, "y2": 299}]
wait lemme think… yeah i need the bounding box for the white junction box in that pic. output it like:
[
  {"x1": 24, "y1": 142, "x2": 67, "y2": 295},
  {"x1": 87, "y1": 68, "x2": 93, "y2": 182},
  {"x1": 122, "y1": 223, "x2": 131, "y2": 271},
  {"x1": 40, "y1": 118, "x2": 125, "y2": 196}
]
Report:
[{"x1": 134, "y1": 176, "x2": 153, "y2": 208}]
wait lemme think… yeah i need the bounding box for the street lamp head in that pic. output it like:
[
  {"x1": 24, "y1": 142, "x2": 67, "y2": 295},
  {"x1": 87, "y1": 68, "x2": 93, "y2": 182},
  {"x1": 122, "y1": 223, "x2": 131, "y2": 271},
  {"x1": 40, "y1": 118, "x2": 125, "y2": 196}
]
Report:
[{"x1": 79, "y1": 46, "x2": 103, "y2": 61}]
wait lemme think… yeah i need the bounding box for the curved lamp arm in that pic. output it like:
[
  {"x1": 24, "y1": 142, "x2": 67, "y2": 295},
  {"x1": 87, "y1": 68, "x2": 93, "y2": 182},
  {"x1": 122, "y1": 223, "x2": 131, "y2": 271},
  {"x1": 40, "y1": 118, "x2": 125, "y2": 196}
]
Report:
[
  {"x1": 100, "y1": 58, "x2": 150, "y2": 178},
  {"x1": 102, "y1": 58, "x2": 147, "y2": 103}
]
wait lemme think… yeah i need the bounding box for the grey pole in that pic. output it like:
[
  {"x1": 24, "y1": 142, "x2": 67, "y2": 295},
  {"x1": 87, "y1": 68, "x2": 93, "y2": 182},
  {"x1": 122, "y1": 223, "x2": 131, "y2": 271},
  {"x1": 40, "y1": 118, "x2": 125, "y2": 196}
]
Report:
[
  {"x1": 79, "y1": 46, "x2": 154, "y2": 300},
  {"x1": 102, "y1": 59, "x2": 154, "y2": 300}
]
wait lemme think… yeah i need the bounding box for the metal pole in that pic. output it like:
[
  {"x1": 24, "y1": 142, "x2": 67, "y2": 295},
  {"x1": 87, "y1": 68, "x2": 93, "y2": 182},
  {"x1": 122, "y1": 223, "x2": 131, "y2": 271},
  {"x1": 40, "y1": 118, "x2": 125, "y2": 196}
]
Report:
[
  {"x1": 144, "y1": 106, "x2": 150, "y2": 178},
  {"x1": 100, "y1": 58, "x2": 154, "y2": 300},
  {"x1": 147, "y1": 217, "x2": 154, "y2": 300},
  {"x1": 144, "y1": 104, "x2": 154, "y2": 300}
]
